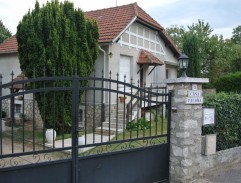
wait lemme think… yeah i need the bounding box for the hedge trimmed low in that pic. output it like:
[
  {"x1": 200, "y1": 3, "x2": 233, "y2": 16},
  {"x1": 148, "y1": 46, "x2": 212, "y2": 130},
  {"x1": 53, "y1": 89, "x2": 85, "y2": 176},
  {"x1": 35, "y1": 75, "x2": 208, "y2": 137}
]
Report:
[{"x1": 215, "y1": 71, "x2": 241, "y2": 92}]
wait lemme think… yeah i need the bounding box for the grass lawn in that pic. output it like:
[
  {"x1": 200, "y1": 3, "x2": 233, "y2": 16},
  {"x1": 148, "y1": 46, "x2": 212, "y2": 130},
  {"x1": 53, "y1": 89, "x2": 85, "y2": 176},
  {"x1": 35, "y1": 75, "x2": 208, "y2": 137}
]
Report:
[
  {"x1": 80, "y1": 117, "x2": 168, "y2": 156},
  {"x1": 2, "y1": 115, "x2": 169, "y2": 157}
]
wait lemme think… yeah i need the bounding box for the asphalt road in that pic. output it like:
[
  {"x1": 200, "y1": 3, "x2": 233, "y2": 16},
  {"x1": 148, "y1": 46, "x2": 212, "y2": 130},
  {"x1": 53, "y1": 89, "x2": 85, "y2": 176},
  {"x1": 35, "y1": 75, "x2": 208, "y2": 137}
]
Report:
[{"x1": 193, "y1": 162, "x2": 241, "y2": 183}]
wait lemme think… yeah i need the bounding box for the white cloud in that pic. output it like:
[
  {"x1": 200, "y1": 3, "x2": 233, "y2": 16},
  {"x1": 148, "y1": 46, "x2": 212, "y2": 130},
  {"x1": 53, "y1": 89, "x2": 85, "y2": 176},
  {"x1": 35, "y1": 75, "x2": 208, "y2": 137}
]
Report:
[
  {"x1": 1, "y1": 0, "x2": 178, "y2": 34},
  {"x1": 0, "y1": 0, "x2": 240, "y2": 39},
  {"x1": 213, "y1": 27, "x2": 233, "y2": 39}
]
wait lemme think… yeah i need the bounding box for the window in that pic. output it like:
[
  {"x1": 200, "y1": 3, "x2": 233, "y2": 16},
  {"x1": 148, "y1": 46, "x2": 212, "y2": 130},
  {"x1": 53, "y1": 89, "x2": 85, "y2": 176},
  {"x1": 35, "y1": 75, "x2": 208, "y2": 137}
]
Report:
[
  {"x1": 15, "y1": 104, "x2": 22, "y2": 113},
  {"x1": 166, "y1": 69, "x2": 169, "y2": 79},
  {"x1": 152, "y1": 67, "x2": 158, "y2": 86}
]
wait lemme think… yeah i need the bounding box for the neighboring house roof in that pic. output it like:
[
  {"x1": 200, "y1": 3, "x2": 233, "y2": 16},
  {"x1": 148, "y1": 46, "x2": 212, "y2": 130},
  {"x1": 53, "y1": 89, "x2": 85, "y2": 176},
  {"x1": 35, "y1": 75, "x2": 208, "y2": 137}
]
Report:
[
  {"x1": 137, "y1": 49, "x2": 164, "y2": 65},
  {"x1": 85, "y1": 3, "x2": 180, "y2": 57},
  {"x1": 0, "y1": 35, "x2": 17, "y2": 55}
]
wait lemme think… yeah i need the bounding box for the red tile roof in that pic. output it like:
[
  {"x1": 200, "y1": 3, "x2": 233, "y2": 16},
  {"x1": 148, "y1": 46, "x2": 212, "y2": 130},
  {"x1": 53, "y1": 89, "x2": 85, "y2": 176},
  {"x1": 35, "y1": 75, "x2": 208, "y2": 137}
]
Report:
[
  {"x1": 0, "y1": 3, "x2": 179, "y2": 57},
  {"x1": 137, "y1": 49, "x2": 164, "y2": 65},
  {"x1": 0, "y1": 35, "x2": 17, "y2": 54},
  {"x1": 85, "y1": 3, "x2": 164, "y2": 43},
  {"x1": 86, "y1": 3, "x2": 179, "y2": 56}
]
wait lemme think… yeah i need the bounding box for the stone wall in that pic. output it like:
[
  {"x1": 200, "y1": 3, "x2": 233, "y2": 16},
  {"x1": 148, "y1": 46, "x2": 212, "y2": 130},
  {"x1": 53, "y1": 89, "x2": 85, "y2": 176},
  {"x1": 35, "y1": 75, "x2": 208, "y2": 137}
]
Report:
[
  {"x1": 164, "y1": 77, "x2": 209, "y2": 183},
  {"x1": 200, "y1": 146, "x2": 241, "y2": 174},
  {"x1": 202, "y1": 88, "x2": 216, "y2": 96},
  {"x1": 24, "y1": 99, "x2": 43, "y2": 128},
  {"x1": 1, "y1": 98, "x2": 43, "y2": 128},
  {"x1": 79, "y1": 103, "x2": 103, "y2": 131},
  {"x1": 1, "y1": 99, "x2": 9, "y2": 117}
]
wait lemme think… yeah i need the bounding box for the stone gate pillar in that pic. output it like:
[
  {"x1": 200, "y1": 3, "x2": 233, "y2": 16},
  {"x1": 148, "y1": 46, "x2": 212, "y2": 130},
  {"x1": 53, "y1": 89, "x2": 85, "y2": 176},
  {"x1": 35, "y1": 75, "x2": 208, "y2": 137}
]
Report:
[{"x1": 165, "y1": 77, "x2": 209, "y2": 183}]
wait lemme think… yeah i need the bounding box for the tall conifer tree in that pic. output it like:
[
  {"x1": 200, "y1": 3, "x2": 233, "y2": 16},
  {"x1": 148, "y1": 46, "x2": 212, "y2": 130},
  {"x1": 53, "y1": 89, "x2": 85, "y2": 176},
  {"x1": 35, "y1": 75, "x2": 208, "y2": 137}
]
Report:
[
  {"x1": 16, "y1": 0, "x2": 99, "y2": 132},
  {"x1": 182, "y1": 32, "x2": 201, "y2": 77}
]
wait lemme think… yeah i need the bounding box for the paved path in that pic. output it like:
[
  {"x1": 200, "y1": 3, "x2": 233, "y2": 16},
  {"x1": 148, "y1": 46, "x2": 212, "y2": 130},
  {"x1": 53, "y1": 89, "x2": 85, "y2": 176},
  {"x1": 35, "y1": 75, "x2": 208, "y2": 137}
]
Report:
[
  {"x1": 1, "y1": 133, "x2": 115, "y2": 168},
  {"x1": 45, "y1": 133, "x2": 115, "y2": 153}
]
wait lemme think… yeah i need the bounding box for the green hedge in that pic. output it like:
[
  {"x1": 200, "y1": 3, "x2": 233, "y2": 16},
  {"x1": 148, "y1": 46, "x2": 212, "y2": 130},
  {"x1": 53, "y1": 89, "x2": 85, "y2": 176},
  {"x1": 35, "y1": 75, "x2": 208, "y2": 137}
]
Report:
[
  {"x1": 215, "y1": 72, "x2": 241, "y2": 92},
  {"x1": 202, "y1": 92, "x2": 241, "y2": 151}
]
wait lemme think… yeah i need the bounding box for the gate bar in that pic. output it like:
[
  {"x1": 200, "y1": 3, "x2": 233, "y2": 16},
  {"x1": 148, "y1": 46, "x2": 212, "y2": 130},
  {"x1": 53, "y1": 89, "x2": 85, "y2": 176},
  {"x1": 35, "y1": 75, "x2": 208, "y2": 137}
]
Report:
[{"x1": 72, "y1": 76, "x2": 79, "y2": 183}]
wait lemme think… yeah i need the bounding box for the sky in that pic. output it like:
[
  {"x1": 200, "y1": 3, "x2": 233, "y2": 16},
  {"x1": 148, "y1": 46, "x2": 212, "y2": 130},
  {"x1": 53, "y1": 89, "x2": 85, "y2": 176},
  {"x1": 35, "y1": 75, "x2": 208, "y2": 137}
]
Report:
[{"x1": 0, "y1": 0, "x2": 240, "y2": 39}]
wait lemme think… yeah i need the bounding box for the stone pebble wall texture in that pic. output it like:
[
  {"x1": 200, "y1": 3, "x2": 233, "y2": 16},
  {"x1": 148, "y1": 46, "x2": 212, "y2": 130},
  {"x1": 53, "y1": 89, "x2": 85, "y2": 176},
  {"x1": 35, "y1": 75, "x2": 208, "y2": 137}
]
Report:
[
  {"x1": 1, "y1": 99, "x2": 43, "y2": 128},
  {"x1": 168, "y1": 83, "x2": 203, "y2": 183},
  {"x1": 81, "y1": 104, "x2": 103, "y2": 131}
]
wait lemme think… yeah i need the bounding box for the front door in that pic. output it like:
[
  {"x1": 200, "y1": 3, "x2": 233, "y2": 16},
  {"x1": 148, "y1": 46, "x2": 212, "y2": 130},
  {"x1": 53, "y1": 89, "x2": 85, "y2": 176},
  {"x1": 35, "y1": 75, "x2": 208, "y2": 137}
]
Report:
[{"x1": 119, "y1": 55, "x2": 131, "y2": 83}]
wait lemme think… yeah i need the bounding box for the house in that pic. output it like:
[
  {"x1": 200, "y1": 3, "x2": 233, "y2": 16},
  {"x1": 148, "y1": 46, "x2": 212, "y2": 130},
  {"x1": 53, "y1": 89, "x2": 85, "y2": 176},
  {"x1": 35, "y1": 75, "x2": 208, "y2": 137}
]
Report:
[
  {"x1": 0, "y1": 3, "x2": 180, "y2": 131},
  {"x1": 0, "y1": 35, "x2": 23, "y2": 119},
  {"x1": 0, "y1": 35, "x2": 20, "y2": 95},
  {"x1": 85, "y1": 2, "x2": 179, "y2": 87},
  {"x1": 83, "y1": 3, "x2": 180, "y2": 131},
  {"x1": 0, "y1": 36, "x2": 43, "y2": 126}
]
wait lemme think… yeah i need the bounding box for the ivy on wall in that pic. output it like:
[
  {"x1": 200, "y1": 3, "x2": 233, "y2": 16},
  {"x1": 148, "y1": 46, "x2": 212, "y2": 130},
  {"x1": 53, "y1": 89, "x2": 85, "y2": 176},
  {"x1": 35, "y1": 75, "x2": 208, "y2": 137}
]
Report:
[{"x1": 202, "y1": 92, "x2": 241, "y2": 151}]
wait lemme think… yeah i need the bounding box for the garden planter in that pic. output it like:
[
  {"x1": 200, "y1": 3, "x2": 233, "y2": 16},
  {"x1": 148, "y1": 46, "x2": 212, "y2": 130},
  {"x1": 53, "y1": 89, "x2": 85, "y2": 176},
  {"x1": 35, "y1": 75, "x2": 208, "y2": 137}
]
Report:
[
  {"x1": 78, "y1": 136, "x2": 85, "y2": 145},
  {"x1": 45, "y1": 129, "x2": 56, "y2": 144},
  {"x1": 119, "y1": 96, "x2": 126, "y2": 103},
  {"x1": 78, "y1": 136, "x2": 85, "y2": 153}
]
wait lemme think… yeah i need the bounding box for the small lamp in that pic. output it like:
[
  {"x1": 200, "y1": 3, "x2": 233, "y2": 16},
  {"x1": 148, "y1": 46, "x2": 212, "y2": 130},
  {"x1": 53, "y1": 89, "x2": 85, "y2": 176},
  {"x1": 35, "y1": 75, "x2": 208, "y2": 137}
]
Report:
[
  {"x1": 108, "y1": 52, "x2": 113, "y2": 58},
  {"x1": 178, "y1": 52, "x2": 189, "y2": 77}
]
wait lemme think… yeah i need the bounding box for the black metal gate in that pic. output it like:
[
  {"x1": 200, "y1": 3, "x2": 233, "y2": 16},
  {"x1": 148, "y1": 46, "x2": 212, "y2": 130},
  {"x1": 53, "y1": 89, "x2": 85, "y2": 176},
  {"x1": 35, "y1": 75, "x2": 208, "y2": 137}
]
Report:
[{"x1": 0, "y1": 72, "x2": 171, "y2": 183}]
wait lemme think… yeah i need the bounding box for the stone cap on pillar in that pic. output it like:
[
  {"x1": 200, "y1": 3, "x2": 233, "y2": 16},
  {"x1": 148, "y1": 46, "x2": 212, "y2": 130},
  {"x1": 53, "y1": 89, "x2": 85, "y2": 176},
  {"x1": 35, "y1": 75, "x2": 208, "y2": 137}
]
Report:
[{"x1": 162, "y1": 77, "x2": 209, "y2": 84}]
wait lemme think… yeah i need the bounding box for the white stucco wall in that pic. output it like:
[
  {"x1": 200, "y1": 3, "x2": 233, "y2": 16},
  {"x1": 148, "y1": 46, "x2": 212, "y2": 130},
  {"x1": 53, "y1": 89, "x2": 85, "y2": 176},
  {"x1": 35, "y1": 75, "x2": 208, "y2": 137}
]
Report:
[
  {"x1": 108, "y1": 43, "x2": 177, "y2": 85},
  {"x1": 116, "y1": 22, "x2": 178, "y2": 83},
  {"x1": 0, "y1": 53, "x2": 21, "y2": 96}
]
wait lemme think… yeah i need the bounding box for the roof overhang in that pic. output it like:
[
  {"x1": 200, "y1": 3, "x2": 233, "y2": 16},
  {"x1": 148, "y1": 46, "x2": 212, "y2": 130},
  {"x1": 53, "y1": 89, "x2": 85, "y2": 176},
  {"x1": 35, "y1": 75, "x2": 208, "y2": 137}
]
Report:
[
  {"x1": 165, "y1": 60, "x2": 179, "y2": 67},
  {"x1": 0, "y1": 50, "x2": 18, "y2": 55},
  {"x1": 137, "y1": 49, "x2": 164, "y2": 75},
  {"x1": 137, "y1": 49, "x2": 164, "y2": 66}
]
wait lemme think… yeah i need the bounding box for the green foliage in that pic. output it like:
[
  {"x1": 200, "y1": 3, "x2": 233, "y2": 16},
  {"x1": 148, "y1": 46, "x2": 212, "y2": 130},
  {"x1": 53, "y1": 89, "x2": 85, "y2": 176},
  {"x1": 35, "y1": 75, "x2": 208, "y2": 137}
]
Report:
[
  {"x1": 231, "y1": 25, "x2": 241, "y2": 45},
  {"x1": 214, "y1": 72, "x2": 241, "y2": 92},
  {"x1": 202, "y1": 93, "x2": 241, "y2": 150},
  {"x1": 1, "y1": 111, "x2": 6, "y2": 118},
  {"x1": 19, "y1": 113, "x2": 27, "y2": 121},
  {"x1": 166, "y1": 25, "x2": 186, "y2": 50},
  {"x1": 167, "y1": 20, "x2": 241, "y2": 87},
  {"x1": 16, "y1": 0, "x2": 99, "y2": 133},
  {"x1": 127, "y1": 118, "x2": 151, "y2": 131},
  {"x1": 183, "y1": 32, "x2": 201, "y2": 77},
  {"x1": 0, "y1": 20, "x2": 12, "y2": 43}
]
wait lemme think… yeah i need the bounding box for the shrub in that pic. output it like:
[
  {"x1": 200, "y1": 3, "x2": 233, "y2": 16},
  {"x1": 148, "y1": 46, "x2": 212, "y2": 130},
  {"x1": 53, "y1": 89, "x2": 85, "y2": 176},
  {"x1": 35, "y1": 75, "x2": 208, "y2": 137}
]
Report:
[
  {"x1": 1, "y1": 111, "x2": 6, "y2": 118},
  {"x1": 202, "y1": 92, "x2": 241, "y2": 151},
  {"x1": 127, "y1": 118, "x2": 151, "y2": 131},
  {"x1": 215, "y1": 71, "x2": 241, "y2": 92}
]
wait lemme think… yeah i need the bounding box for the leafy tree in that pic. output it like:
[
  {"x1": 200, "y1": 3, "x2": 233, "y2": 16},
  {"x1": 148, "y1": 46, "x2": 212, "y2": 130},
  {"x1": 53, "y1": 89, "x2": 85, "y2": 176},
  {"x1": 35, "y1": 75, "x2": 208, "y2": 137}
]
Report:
[
  {"x1": 167, "y1": 20, "x2": 212, "y2": 78},
  {"x1": 167, "y1": 20, "x2": 240, "y2": 86},
  {"x1": 16, "y1": 0, "x2": 99, "y2": 133},
  {"x1": 188, "y1": 20, "x2": 213, "y2": 38},
  {"x1": 231, "y1": 25, "x2": 241, "y2": 45},
  {"x1": 166, "y1": 25, "x2": 186, "y2": 50},
  {"x1": 0, "y1": 20, "x2": 12, "y2": 43},
  {"x1": 230, "y1": 26, "x2": 241, "y2": 72}
]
